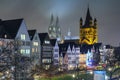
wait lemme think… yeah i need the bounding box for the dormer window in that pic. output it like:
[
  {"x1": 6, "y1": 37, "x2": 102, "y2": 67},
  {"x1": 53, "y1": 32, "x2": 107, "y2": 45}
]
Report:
[
  {"x1": 45, "y1": 40, "x2": 50, "y2": 44},
  {"x1": 21, "y1": 34, "x2": 25, "y2": 40}
]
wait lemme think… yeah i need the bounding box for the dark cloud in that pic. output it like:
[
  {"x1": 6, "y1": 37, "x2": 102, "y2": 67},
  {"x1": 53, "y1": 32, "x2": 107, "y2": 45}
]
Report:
[{"x1": 0, "y1": 0, "x2": 120, "y2": 46}]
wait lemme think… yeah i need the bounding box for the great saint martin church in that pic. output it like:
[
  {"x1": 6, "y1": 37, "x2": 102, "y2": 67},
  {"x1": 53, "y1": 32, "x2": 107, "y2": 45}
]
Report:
[{"x1": 79, "y1": 8, "x2": 98, "y2": 45}]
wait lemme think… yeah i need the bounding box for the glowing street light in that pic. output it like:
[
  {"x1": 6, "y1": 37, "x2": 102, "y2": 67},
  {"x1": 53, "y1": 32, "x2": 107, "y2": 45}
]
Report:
[
  {"x1": 90, "y1": 71, "x2": 93, "y2": 74},
  {"x1": 72, "y1": 74, "x2": 75, "y2": 78}
]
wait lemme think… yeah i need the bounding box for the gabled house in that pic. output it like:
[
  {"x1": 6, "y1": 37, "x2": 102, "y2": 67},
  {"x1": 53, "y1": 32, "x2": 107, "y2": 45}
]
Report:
[
  {"x1": 0, "y1": 18, "x2": 31, "y2": 80},
  {"x1": 38, "y1": 33, "x2": 53, "y2": 70},
  {"x1": 28, "y1": 29, "x2": 41, "y2": 66},
  {"x1": 50, "y1": 39, "x2": 59, "y2": 65},
  {"x1": 0, "y1": 18, "x2": 31, "y2": 57}
]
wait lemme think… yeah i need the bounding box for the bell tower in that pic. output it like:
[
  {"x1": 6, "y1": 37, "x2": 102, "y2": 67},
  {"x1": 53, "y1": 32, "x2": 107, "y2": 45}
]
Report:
[{"x1": 79, "y1": 7, "x2": 98, "y2": 45}]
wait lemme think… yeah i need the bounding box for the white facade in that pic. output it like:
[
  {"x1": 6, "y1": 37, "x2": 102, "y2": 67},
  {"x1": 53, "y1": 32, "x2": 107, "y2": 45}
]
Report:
[
  {"x1": 67, "y1": 45, "x2": 78, "y2": 70},
  {"x1": 53, "y1": 41, "x2": 59, "y2": 65},
  {"x1": 31, "y1": 31, "x2": 41, "y2": 66},
  {"x1": 16, "y1": 20, "x2": 31, "y2": 57}
]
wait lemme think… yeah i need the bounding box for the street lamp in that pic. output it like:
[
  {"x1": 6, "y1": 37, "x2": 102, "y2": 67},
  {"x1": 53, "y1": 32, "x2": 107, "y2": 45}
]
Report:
[
  {"x1": 89, "y1": 71, "x2": 93, "y2": 75},
  {"x1": 107, "y1": 66, "x2": 114, "y2": 79},
  {"x1": 108, "y1": 67, "x2": 112, "y2": 71},
  {"x1": 72, "y1": 74, "x2": 75, "y2": 80}
]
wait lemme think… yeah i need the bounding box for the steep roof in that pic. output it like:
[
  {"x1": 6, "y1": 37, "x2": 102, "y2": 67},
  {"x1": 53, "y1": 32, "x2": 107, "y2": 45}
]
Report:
[
  {"x1": 0, "y1": 18, "x2": 23, "y2": 39},
  {"x1": 50, "y1": 39, "x2": 57, "y2": 46},
  {"x1": 84, "y1": 7, "x2": 92, "y2": 27},
  {"x1": 38, "y1": 33, "x2": 48, "y2": 45},
  {"x1": 28, "y1": 29, "x2": 36, "y2": 40}
]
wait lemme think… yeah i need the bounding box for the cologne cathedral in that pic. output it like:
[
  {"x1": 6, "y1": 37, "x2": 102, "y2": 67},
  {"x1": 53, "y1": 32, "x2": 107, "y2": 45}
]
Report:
[
  {"x1": 47, "y1": 7, "x2": 101, "y2": 70},
  {"x1": 48, "y1": 14, "x2": 61, "y2": 39}
]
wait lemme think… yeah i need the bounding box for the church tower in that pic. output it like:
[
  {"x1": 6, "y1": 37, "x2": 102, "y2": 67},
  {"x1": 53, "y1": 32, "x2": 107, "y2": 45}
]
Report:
[
  {"x1": 48, "y1": 14, "x2": 61, "y2": 39},
  {"x1": 79, "y1": 7, "x2": 98, "y2": 45}
]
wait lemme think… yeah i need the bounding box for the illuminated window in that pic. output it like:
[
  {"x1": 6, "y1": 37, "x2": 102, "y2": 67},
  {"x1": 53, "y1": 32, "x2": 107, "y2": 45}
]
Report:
[
  {"x1": 0, "y1": 41, "x2": 3, "y2": 46},
  {"x1": 32, "y1": 48, "x2": 34, "y2": 53},
  {"x1": 42, "y1": 59, "x2": 51, "y2": 63},
  {"x1": 45, "y1": 40, "x2": 50, "y2": 44},
  {"x1": 20, "y1": 49, "x2": 25, "y2": 54},
  {"x1": 4, "y1": 34, "x2": 7, "y2": 38},
  {"x1": 33, "y1": 42, "x2": 38, "y2": 46},
  {"x1": 35, "y1": 48, "x2": 38, "y2": 52},
  {"x1": 21, "y1": 34, "x2": 25, "y2": 40},
  {"x1": 53, "y1": 27, "x2": 55, "y2": 31},
  {"x1": 26, "y1": 49, "x2": 30, "y2": 54},
  {"x1": 49, "y1": 27, "x2": 51, "y2": 30}
]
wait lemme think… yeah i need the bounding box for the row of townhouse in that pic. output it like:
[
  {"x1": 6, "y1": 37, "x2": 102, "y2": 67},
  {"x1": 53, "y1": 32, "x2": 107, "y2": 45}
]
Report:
[
  {"x1": 0, "y1": 18, "x2": 59, "y2": 72},
  {"x1": 59, "y1": 41, "x2": 102, "y2": 70},
  {"x1": 0, "y1": 18, "x2": 104, "y2": 74},
  {"x1": 0, "y1": 19, "x2": 31, "y2": 80}
]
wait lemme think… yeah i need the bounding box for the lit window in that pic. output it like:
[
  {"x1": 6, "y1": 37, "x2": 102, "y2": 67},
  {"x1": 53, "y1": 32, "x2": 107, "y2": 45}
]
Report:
[
  {"x1": 49, "y1": 27, "x2": 51, "y2": 30},
  {"x1": 42, "y1": 59, "x2": 51, "y2": 63},
  {"x1": 20, "y1": 49, "x2": 25, "y2": 54},
  {"x1": 0, "y1": 41, "x2": 3, "y2": 46},
  {"x1": 21, "y1": 34, "x2": 25, "y2": 40},
  {"x1": 36, "y1": 48, "x2": 38, "y2": 52},
  {"x1": 26, "y1": 49, "x2": 30, "y2": 54},
  {"x1": 45, "y1": 40, "x2": 50, "y2": 44},
  {"x1": 53, "y1": 27, "x2": 55, "y2": 31},
  {"x1": 4, "y1": 34, "x2": 7, "y2": 38},
  {"x1": 32, "y1": 48, "x2": 34, "y2": 53},
  {"x1": 33, "y1": 42, "x2": 38, "y2": 46}
]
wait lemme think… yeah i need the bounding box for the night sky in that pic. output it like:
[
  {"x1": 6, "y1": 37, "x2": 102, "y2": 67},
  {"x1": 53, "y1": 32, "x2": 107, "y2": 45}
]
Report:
[{"x1": 0, "y1": 0, "x2": 120, "y2": 46}]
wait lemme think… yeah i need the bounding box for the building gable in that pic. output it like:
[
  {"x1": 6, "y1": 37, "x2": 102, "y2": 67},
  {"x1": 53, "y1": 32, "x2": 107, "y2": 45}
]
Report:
[{"x1": 16, "y1": 20, "x2": 30, "y2": 41}]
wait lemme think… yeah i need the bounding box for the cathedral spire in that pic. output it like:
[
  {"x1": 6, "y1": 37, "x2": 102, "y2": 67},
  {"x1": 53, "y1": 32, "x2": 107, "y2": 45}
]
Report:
[
  {"x1": 55, "y1": 16, "x2": 59, "y2": 27},
  {"x1": 50, "y1": 14, "x2": 54, "y2": 25}
]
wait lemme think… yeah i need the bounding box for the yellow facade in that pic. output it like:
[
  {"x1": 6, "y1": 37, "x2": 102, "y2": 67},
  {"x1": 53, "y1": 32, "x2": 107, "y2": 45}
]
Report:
[
  {"x1": 79, "y1": 27, "x2": 98, "y2": 45},
  {"x1": 79, "y1": 8, "x2": 98, "y2": 45}
]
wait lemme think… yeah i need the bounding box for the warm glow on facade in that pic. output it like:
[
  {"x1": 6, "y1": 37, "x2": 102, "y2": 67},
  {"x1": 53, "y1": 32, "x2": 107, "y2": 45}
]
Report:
[
  {"x1": 79, "y1": 8, "x2": 98, "y2": 45},
  {"x1": 80, "y1": 27, "x2": 97, "y2": 45},
  {"x1": 79, "y1": 54, "x2": 87, "y2": 64}
]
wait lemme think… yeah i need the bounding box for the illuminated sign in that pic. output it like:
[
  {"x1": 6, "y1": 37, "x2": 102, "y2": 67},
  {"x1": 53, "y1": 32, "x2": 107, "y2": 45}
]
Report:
[{"x1": 94, "y1": 70, "x2": 106, "y2": 80}]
